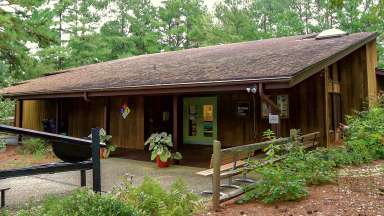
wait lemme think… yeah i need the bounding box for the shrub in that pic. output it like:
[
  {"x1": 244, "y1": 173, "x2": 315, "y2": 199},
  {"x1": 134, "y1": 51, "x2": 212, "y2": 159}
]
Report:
[
  {"x1": 238, "y1": 164, "x2": 308, "y2": 204},
  {"x1": 0, "y1": 97, "x2": 15, "y2": 124},
  {"x1": 115, "y1": 177, "x2": 203, "y2": 216},
  {"x1": 20, "y1": 138, "x2": 49, "y2": 156},
  {"x1": 320, "y1": 147, "x2": 353, "y2": 167},
  {"x1": 283, "y1": 149, "x2": 336, "y2": 185},
  {"x1": 16, "y1": 189, "x2": 142, "y2": 216},
  {"x1": 240, "y1": 102, "x2": 384, "y2": 204}
]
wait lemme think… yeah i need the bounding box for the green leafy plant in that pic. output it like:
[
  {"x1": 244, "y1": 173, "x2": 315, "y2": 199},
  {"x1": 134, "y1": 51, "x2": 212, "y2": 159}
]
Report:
[
  {"x1": 17, "y1": 189, "x2": 142, "y2": 216},
  {"x1": 144, "y1": 132, "x2": 182, "y2": 162},
  {"x1": 115, "y1": 177, "x2": 203, "y2": 216},
  {"x1": 89, "y1": 128, "x2": 116, "y2": 158},
  {"x1": 0, "y1": 97, "x2": 15, "y2": 124},
  {"x1": 238, "y1": 164, "x2": 308, "y2": 204},
  {"x1": 20, "y1": 138, "x2": 49, "y2": 156}
]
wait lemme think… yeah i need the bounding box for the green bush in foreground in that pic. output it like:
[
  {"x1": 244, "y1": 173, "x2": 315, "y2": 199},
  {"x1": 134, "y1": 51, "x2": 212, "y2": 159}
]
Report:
[
  {"x1": 16, "y1": 189, "x2": 142, "y2": 216},
  {"x1": 14, "y1": 178, "x2": 202, "y2": 216},
  {"x1": 115, "y1": 177, "x2": 204, "y2": 216},
  {"x1": 239, "y1": 102, "x2": 384, "y2": 204}
]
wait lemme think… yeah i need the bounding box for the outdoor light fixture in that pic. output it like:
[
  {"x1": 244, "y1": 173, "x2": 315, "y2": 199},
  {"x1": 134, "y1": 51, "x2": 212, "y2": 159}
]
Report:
[{"x1": 246, "y1": 85, "x2": 257, "y2": 94}]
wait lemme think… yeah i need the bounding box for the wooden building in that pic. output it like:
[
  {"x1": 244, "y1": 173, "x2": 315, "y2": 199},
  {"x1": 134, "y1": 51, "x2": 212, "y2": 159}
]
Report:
[{"x1": 0, "y1": 32, "x2": 378, "y2": 153}]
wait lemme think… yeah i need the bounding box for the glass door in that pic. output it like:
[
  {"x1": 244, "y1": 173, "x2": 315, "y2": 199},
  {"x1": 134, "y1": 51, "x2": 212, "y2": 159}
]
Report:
[{"x1": 183, "y1": 97, "x2": 217, "y2": 145}]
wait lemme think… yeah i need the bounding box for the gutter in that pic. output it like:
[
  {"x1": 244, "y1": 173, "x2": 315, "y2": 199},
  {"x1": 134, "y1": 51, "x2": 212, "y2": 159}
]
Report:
[{"x1": 1, "y1": 76, "x2": 292, "y2": 99}]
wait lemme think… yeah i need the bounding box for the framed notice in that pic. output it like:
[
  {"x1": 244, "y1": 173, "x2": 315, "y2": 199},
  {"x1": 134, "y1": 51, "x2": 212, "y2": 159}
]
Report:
[
  {"x1": 269, "y1": 114, "x2": 279, "y2": 124},
  {"x1": 236, "y1": 102, "x2": 250, "y2": 117},
  {"x1": 277, "y1": 95, "x2": 289, "y2": 118}
]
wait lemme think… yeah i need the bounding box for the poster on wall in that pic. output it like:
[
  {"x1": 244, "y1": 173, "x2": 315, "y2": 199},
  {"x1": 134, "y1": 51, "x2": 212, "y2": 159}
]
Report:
[{"x1": 277, "y1": 95, "x2": 289, "y2": 118}]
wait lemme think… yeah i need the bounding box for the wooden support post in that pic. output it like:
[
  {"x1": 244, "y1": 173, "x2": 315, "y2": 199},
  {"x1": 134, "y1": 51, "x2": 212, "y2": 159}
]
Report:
[
  {"x1": 103, "y1": 98, "x2": 110, "y2": 133},
  {"x1": 18, "y1": 100, "x2": 23, "y2": 128},
  {"x1": 17, "y1": 100, "x2": 23, "y2": 142},
  {"x1": 80, "y1": 170, "x2": 86, "y2": 187},
  {"x1": 212, "y1": 140, "x2": 222, "y2": 211},
  {"x1": 172, "y1": 95, "x2": 178, "y2": 150},
  {"x1": 1, "y1": 190, "x2": 5, "y2": 208},
  {"x1": 91, "y1": 128, "x2": 101, "y2": 192},
  {"x1": 324, "y1": 68, "x2": 330, "y2": 147},
  {"x1": 55, "y1": 100, "x2": 60, "y2": 134}
]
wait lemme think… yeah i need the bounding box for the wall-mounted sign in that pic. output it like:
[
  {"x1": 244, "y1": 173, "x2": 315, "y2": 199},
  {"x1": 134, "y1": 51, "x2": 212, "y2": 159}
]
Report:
[
  {"x1": 277, "y1": 95, "x2": 289, "y2": 118},
  {"x1": 120, "y1": 103, "x2": 131, "y2": 119},
  {"x1": 236, "y1": 102, "x2": 250, "y2": 117},
  {"x1": 269, "y1": 114, "x2": 279, "y2": 124}
]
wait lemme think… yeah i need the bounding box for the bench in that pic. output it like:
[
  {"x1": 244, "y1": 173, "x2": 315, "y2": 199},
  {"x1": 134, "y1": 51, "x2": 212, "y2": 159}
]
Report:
[
  {"x1": 0, "y1": 188, "x2": 10, "y2": 208},
  {"x1": 196, "y1": 151, "x2": 255, "y2": 195},
  {"x1": 203, "y1": 131, "x2": 321, "y2": 210}
]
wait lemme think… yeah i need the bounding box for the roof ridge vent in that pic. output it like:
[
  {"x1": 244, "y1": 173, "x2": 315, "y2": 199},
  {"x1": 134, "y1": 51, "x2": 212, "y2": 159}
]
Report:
[{"x1": 315, "y1": 29, "x2": 348, "y2": 40}]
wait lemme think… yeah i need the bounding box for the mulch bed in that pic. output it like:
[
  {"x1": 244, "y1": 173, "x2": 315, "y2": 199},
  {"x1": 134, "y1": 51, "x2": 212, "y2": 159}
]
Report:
[
  {"x1": 0, "y1": 145, "x2": 57, "y2": 170},
  {"x1": 203, "y1": 162, "x2": 384, "y2": 216}
]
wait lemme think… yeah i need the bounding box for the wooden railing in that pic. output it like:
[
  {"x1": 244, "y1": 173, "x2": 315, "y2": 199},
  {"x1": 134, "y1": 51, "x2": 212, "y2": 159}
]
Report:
[{"x1": 211, "y1": 131, "x2": 320, "y2": 210}]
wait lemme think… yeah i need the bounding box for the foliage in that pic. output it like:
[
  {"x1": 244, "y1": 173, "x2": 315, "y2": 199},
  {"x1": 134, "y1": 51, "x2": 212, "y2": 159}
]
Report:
[
  {"x1": 115, "y1": 177, "x2": 204, "y2": 216},
  {"x1": 89, "y1": 128, "x2": 116, "y2": 157},
  {"x1": 16, "y1": 189, "x2": 142, "y2": 216},
  {"x1": 240, "y1": 102, "x2": 384, "y2": 203},
  {"x1": 0, "y1": 97, "x2": 15, "y2": 124},
  {"x1": 239, "y1": 163, "x2": 308, "y2": 204},
  {"x1": 0, "y1": 139, "x2": 6, "y2": 151},
  {"x1": 20, "y1": 138, "x2": 49, "y2": 156},
  {"x1": 144, "y1": 132, "x2": 182, "y2": 162}
]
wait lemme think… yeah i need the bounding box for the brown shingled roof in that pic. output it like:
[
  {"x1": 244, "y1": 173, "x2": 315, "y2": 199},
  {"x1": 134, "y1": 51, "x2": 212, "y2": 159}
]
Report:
[{"x1": 0, "y1": 32, "x2": 376, "y2": 97}]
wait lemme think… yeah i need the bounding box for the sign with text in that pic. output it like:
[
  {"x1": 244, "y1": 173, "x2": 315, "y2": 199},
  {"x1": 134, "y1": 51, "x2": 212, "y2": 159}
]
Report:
[{"x1": 268, "y1": 114, "x2": 279, "y2": 124}]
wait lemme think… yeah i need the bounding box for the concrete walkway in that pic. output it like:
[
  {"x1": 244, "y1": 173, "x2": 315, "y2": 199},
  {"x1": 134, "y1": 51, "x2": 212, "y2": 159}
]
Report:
[{"x1": 1, "y1": 158, "x2": 211, "y2": 209}]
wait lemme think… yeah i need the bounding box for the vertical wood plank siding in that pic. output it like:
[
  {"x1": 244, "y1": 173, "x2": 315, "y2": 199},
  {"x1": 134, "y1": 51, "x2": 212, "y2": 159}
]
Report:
[
  {"x1": 65, "y1": 98, "x2": 105, "y2": 138},
  {"x1": 22, "y1": 100, "x2": 56, "y2": 131},
  {"x1": 365, "y1": 40, "x2": 378, "y2": 105},
  {"x1": 110, "y1": 96, "x2": 144, "y2": 149}
]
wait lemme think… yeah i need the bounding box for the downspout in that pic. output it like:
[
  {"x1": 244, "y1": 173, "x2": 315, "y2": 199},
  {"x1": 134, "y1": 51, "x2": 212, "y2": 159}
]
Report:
[{"x1": 83, "y1": 92, "x2": 91, "y2": 102}]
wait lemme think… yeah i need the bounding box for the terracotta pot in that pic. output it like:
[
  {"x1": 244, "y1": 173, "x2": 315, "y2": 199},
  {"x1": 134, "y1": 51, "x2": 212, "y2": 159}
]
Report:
[
  {"x1": 100, "y1": 148, "x2": 107, "y2": 159},
  {"x1": 156, "y1": 156, "x2": 169, "y2": 168}
]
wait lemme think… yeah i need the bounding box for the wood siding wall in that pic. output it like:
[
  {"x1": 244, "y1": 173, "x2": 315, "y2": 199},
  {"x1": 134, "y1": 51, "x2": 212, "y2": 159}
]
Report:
[
  {"x1": 63, "y1": 98, "x2": 105, "y2": 138},
  {"x1": 365, "y1": 40, "x2": 378, "y2": 105},
  {"x1": 338, "y1": 46, "x2": 376, "y2": 117},
  {"x1": 218, "y1": 73, "x2": 324, "y2": 147},
  {"x1": 110, "y1": 96, "x2": 144, "y2": 149},
  {"x1": 21, "y1": 100, "x2": 56, "y2": 130}
]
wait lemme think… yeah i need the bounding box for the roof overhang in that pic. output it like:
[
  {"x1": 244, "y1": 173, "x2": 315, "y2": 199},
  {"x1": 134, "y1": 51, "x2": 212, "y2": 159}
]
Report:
[
  {"x1": 290, "y1": 32, "x2": 377, "y2": 86},
  {"x1": 4, "y1": 77, "x2": 291, "y2": 100}
]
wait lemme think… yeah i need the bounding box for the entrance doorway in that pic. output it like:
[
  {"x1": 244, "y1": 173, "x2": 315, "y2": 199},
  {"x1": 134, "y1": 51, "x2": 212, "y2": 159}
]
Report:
[{"x1": 183, "y1": 96, "x2": 217, "y2": 145}]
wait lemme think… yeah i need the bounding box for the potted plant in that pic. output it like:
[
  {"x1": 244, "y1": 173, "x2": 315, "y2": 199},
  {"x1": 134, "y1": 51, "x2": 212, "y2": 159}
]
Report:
[
  {"x1": 89, "y1": 128, "x2": 116, "y2": 159},
  {"x1": 144, "y1": 132, "x2": 182, "y2": 168}
]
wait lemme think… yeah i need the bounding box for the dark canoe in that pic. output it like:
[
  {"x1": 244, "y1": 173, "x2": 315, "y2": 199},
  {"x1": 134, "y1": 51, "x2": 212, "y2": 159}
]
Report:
[{"x1": 51, "y1": 140, "x2": 92, "y2": 163}]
